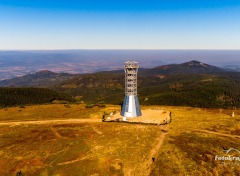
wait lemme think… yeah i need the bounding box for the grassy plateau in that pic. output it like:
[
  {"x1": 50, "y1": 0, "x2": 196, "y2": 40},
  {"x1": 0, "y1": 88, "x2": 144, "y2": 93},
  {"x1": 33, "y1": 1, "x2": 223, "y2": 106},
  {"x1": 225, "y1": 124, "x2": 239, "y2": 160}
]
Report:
[{"x1": 0, "y1": 104, "x2": 240, "y2": 176}]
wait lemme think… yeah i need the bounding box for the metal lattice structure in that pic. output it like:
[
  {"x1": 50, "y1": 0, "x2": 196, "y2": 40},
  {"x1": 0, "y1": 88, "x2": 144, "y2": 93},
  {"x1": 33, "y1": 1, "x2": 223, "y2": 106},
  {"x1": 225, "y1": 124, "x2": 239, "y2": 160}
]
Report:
[
  {"x1": 124, "y1": 61, "x2": 138, "y2": 96},
  {"x1": 121, "y1": 61, "x2": 142, "y2": 118}
]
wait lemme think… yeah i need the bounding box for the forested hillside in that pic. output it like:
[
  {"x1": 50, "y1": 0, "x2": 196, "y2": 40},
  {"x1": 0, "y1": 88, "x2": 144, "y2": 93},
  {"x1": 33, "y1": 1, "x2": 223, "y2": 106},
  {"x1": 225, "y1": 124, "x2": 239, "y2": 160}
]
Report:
[
  {"x1": 0, "y1": 87, "x2": 73, "y2": 107},
  {"x1": 53, "y1": 61, "x2": 240, "y2": 108},
  {"x1": 1, "y1": 60, "x2": 240, "y2": 108}
]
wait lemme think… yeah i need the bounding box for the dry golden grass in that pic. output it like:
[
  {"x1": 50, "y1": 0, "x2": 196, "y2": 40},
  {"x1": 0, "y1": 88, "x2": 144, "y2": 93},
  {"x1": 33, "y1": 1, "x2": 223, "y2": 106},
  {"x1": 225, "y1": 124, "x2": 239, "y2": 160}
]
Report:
[
  {"x1": 0, "y1": 104, "x2": 119, "y2": 121},
  {"x1": 0, "y1": 104, "x2": 240, "y2": 175},
  {"x1": 151, "y1": 106, "x2": 240, "y2": 176},
  {"x1": 0, "y1": 122, "x2": 163, "y2": 176}
]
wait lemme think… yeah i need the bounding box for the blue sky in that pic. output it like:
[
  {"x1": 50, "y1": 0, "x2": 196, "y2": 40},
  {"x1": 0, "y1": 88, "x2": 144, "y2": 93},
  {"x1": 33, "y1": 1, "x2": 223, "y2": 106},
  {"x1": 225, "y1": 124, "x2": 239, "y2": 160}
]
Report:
[{"x1": 0, "y1": 0, "x2": 240, "y2": 50}]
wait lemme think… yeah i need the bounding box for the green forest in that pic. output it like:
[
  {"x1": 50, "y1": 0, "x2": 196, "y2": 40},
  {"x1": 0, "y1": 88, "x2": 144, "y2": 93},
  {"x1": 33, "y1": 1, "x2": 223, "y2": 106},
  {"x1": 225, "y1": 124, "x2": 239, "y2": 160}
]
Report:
[
  {"x1": 0, "y1": 87, "x2": 73, "y2": 107},
  {"x1": 1, "y1": 61, "x2": 240, "y2": 109},
  {"x1": 54, "y1": 73, "x2": 240, "y2": 109}
]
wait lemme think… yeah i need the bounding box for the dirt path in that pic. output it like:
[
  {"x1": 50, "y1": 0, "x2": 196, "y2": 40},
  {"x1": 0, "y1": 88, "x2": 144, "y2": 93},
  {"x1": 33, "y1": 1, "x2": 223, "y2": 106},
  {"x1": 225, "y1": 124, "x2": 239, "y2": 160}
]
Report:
[
  {"x1": 51, "y1": 126, "x2": 67, "y2": 139},
  {"x1": 91, "y1": 125, "x2": 103, "y2": 135},
  {"x1": 127, "y1": 127, "x2": 168, "y2": 176},
  {"x1": 145, "y1": 130, "x2": 168, "y2": 176},
  {"x1": 0, "y1": 119, "x2": 102, "y2": 126},
  {"x1": 56, "y1": 156, "x2": 89, "y2": 166},
  {"x1": 194, "y1": 129, "x2": 240, "y2": 140}
]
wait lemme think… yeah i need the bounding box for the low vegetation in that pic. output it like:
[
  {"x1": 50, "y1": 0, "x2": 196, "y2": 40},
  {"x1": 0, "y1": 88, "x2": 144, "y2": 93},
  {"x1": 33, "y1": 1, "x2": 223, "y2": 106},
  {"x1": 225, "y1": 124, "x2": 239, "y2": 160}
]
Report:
[
  {"x1": 0, "y1": 105, "x2": 239, "y2": 175},
  {"x1": 151, "y1": 106, "x2": 240, "y2": 176},
  {"x1": 0, "y1": 122, "x2": 162, "y2": 175},
  {"x1": 0, "y1": 87, "x2": 74, "y2": 107},
  {"x1": 0, "y1": 104, "x2": 116, "y2": 121}
]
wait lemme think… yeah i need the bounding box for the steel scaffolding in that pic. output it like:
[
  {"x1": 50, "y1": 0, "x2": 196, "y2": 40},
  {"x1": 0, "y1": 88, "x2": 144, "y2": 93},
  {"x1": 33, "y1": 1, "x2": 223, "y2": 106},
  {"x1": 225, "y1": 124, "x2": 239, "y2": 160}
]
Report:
[{"x1": 121, "y1": 61, "x2": 142, "y2": 118}]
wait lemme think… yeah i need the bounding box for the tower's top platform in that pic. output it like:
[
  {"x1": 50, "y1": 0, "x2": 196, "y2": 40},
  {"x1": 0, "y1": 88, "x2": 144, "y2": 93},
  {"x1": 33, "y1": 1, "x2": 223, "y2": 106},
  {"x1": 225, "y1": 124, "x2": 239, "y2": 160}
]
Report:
[{"x1": 124, "y1": 61, "x2": 139, "y2": 68}]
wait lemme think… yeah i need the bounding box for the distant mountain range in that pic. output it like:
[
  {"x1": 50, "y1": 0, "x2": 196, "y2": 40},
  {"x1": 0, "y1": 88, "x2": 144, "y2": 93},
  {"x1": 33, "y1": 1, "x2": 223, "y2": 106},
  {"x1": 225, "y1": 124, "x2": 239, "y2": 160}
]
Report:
[
  {"x1": 0, "y1": 70, "x2": 77, "y2": 87},
  {"x1": 1, "y1": 60, "x2": 240, "y2": 108},
  {"x1": 0, "y1": 60, "x2": 224, "y2": 87},
  {"x1": 142, "y1": 60, "x2": 224, "y2": 76},
  {"x1": 1, "y1": 50, "x2": 240, "y2": 81}
]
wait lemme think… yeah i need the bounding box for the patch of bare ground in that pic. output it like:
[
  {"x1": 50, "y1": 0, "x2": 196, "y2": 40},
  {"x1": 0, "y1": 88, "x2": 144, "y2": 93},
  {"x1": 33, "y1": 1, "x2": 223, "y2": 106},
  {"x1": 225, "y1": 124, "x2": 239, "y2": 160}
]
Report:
[{"x1": 106, "y1": 109, "x2": 171, "y2": 125}]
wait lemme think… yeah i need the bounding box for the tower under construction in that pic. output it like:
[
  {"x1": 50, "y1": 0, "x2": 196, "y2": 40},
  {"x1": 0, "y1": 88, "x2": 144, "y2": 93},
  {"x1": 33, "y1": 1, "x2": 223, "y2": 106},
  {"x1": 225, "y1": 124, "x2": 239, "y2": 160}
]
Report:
[{"x1": 121, "y1": 61, "x2": 142, "y2": 118}]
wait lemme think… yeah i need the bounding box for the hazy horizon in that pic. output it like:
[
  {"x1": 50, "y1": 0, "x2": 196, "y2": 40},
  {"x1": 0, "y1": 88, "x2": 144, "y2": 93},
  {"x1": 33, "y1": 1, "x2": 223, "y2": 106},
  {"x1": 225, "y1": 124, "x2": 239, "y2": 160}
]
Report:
[
  {"x1": 1, "y1": 49, "x2": 240, "y2": 65},
  {"x1": 1, "y1": 49, "x2": 240, "y2": 81}
]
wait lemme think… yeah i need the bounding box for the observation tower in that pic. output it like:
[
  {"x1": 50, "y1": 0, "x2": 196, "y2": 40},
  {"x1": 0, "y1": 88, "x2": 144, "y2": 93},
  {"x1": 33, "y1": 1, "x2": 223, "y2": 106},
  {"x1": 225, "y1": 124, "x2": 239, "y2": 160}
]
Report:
[{"x1": 121, "y1": 61, "x2": 142, "y2": 118}]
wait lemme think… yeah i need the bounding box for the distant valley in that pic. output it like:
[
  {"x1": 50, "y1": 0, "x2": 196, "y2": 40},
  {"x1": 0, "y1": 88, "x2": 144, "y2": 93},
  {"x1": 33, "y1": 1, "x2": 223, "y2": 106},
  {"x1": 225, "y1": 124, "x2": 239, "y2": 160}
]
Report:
[
  {"x1": 1, "y1": 50, "x2": 240, "y2": 81},
  {"x1": 0, "y1": 50, "x2": 164, "y2": 80}
]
